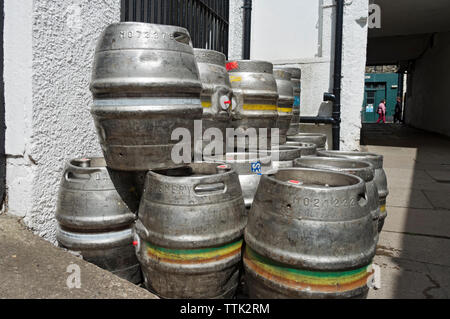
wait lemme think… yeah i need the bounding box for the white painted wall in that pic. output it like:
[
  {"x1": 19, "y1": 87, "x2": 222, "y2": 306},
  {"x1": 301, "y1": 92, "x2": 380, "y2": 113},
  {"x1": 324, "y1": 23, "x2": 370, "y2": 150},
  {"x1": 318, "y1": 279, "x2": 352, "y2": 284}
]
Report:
[
  {"x1": 234, "y1": 0, "x2": 369, "y2": 150},
  {"x1": 4, "y1": 0, "x2": 121, "y2": 242},
  {"x1": 251, "y1": 0, "x2": 320, "y2": 60},
  {"x1": 405, "y1": 32, "x2": 450, "y2": 138}
]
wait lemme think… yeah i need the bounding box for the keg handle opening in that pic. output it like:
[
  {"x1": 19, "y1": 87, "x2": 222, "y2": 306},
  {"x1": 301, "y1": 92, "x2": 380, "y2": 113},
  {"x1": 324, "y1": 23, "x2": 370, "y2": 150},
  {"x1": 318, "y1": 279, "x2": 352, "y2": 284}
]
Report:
[
  {"x1": 358, "y1": 192, "x2": 368, "y2": 207},
  {"x1": 65, "y1": 171, "x2": 91, "y2": 183},
  {"x1": 173, "y1": 31, "x2": 191, "y2": 45},
  {"x1": 194, "y1": 182, "x2": 227, "y2": 196}
]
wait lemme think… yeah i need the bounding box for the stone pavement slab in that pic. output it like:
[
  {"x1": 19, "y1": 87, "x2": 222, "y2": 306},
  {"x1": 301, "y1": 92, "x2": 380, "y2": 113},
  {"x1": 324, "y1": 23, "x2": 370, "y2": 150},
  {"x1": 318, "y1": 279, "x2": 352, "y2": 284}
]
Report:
[
  {"x1": 0, "y1": 215, "x2": 158, "y2": 299},
  {"x1": 426, "y1": 170, "x2": 450, "y2": 183},
  {"x1": 377, "y1": 231, "x2": 450, "y2": 267},
  {"x1": 422, "y1": 190, "x2": 450, "y2": 210},
  {"x1": 387, "y1": 187, "x2": 434, "y2": 209},
  {"x1": 368, "y1": 255, "x2": 449, "y2": 299},
  {"x1": 383, "y1": 207, "x2": 450, "y2": 238}
]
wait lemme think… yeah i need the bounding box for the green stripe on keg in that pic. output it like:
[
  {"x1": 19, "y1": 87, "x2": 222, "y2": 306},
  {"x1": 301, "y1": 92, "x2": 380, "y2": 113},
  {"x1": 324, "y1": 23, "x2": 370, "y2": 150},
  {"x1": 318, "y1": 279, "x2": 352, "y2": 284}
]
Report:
[
  {"x1": 146, "y1": 240, "x2": 243, "y2": 264},
  {"x1": 244, "y1": 246, "x2": 372, "y2": 292}
]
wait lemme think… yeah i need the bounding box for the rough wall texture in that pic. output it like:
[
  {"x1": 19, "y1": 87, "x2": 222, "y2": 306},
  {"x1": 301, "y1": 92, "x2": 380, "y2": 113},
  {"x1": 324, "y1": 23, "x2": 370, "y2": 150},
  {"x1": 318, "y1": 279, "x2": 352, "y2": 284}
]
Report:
[
  {"x1": 4, "y1": 0, "x2": 121, "y2": 243},
  {"x1": 405, "y1": 32, "x2": 450, "y2": 138},
  {"x1": 229, "y1": 0, "x2": 244, "y2": 59}
]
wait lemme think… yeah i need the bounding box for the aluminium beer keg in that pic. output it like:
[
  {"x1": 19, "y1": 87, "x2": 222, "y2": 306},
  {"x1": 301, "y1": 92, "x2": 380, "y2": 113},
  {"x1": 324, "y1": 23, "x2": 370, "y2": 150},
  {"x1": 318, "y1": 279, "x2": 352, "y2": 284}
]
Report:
[
  {"x1": 204, "y1": 152, "x2": 274, "y2": 209},
  {"x1": 244, "y1": 168, "x2": 377, "y2": 298},
  {"x1": 294, "y1": 156, "x2": 381, "y2": 237},
  {"x1": 275, "y1": 67, "x2": 301, "y2": 136},
  {"x1": 194, "y1": 49, "x2": 232, "y2": 153},
  {"x1": 317, "y1": 150, "x2": 389, "y2": 232},
  {"x1": 287, "y1": 133, "x2": 328, "y2": 150},
  {"x1": 269, "y1": 145, "x2": 302, "y2": 169},
  {"x1": 90, "y1": 22, "x2": 203, "y2": 171},
  {"x1": 285, "y1": 141, "x2": 317, "y2": 156},
  {"x1": 273, "y1": 69, "x2": 294, "y2": 144},
  {"x1": 227, "y1": 60, "x2": 279, "y2": 149},
  {"x1": 56, "y1": 158, "x2": 141, "y2": 284},
  {"x1": 134, "y1": 163, "x2": 246, "y2": 299}
]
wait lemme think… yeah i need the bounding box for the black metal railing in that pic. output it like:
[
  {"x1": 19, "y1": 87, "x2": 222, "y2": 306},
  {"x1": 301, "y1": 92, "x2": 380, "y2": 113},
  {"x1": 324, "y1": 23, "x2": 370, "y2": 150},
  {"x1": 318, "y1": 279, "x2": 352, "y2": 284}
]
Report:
[{"x1": 121, "y1": 0, "x2": 229, "y2": 56}]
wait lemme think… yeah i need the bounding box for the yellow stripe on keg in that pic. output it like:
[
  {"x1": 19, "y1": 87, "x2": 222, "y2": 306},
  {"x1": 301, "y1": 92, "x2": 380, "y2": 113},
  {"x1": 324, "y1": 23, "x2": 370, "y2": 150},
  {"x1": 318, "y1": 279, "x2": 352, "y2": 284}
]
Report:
[
  {"x1": 243, "y1": 104, "x2": 277, "y2": 111},
  {"x1": 146, "y1": 240, "x2": 243, "y2": 264},
  {"x1": 244, "y1": 246, "x2": 372, "y2": 293},
  {"x1": 201, "y1": 101, "x2": 212, "y2": 108},
  {"x1": 229, "y1": 76, "x2": 242, "y2": 83},
  {"x1": 380, "y1": 205, "x2": 386, "y2": 213},
  {"x1": 277, "y1": 107, "x2": 293, "y2": 113}
]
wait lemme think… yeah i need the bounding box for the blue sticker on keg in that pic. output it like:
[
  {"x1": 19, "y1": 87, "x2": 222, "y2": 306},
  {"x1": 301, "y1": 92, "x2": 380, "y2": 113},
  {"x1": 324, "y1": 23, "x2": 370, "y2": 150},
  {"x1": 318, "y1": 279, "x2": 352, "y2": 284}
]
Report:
[
  {"x1": 251, "y1": 161, "x2": 262, "y2": 176},
  {"x1": 294, "y1": 96, "x2": 301, "y2": 107}
]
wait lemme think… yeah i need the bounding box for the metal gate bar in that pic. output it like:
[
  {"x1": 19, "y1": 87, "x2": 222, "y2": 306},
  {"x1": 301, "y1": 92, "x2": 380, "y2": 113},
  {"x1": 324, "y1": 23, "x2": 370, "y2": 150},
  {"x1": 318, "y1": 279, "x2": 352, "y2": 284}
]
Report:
[{"x1": 121, "y1": 0, "x2": 229, "y2": 57}]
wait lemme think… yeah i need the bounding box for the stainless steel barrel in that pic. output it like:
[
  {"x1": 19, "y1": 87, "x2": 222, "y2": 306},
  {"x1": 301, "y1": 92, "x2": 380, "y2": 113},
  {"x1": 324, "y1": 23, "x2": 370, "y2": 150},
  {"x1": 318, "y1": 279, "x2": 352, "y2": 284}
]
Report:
[
  {"x1": 90, "y1": 22, "x2": 203, "y2": 171},
  {"x1": 194, "y1": 49, "x2": 232, "y2": 152},
  {"x1": 317, "y1": 150, "x2": 389, "y2": 232},
  {"x1": 273, "y1": 69, "x2": 294, "y2": 144},
  {"x1": 56, "y1": 158, "x2": 141, "y2": 284},
  {"x1": 135, "y1": 163, "x2": 246, "y2": 299},
  {"x1": 285, "y1": 141, "x2": 317, "y2": 156},
  {"x1": 244, "y1": 168, "x2": 377, "y2": 298},
  {"x1": 204, "y1": 152, "x2": 274, "y2": 209},
  {"x1": 269, "y1": 145, "x2": 302, "y2": 169},
  {"x1": 294, "y1": 156, "x2": 381, "y2": 237},
  {"x1": 227, "y1": 60, "x2": 279, "y2": 149},
  {"x1": 287, "y1": 133, "x2": 327, "y2": 150},
  {"x1": 275, "y1": 67, "x2": 301, "y2": 136}
]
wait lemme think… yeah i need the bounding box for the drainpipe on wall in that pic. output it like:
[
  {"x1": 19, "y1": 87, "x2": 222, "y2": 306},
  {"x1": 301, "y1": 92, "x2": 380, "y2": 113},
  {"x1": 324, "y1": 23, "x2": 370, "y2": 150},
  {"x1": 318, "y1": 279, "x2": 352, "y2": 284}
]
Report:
[
  {"x1": 242, "y1": 0, "x2": 252, "y2": 59},
  {"x1": 300, "y1": 0, "x2": 344, "y2": 150},
  {"x1": 0, "y1": 0, "x2": 6, "y2": 207}
]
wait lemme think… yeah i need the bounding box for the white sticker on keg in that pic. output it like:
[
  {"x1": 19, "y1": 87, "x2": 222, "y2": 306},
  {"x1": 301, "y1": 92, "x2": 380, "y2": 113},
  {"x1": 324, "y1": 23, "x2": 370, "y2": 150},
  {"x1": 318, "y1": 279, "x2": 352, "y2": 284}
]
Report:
[{"x1": 220, "y1": 96, "x2": 232, "y2": 110}]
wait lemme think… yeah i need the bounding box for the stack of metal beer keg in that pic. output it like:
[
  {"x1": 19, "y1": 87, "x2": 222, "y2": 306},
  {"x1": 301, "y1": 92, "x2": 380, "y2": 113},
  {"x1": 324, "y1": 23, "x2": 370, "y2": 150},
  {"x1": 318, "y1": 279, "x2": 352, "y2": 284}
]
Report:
[{"x1": 55, "y1": 22, "x2": 389, "y2": 299}]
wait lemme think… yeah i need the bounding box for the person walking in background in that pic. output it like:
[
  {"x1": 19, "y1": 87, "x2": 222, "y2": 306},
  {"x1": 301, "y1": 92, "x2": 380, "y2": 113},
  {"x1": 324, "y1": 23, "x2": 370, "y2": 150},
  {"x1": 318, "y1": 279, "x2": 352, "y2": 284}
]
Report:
[
  {"x1": 394, "y1": 96, "x2": 403, "y2": 123},
  {"x1": 376, "y1": 99, "x2": 386, "y2": 124}
]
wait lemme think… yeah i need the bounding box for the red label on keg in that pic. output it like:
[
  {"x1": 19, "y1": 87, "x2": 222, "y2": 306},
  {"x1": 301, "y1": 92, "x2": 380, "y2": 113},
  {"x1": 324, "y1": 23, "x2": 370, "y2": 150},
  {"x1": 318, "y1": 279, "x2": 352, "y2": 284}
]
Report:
[
  {"x1": 217, "y1": 165, "x2": 228, "y2": 169},
  {"x1": 132, "y1": 241, "x2": 138, "y2": 247},
  {"x1": 226, "y1": 61, "x2": 239, "y2": 71},
  {"x1": 288, "y1": 180, "x2": 301, "y2": 185}
]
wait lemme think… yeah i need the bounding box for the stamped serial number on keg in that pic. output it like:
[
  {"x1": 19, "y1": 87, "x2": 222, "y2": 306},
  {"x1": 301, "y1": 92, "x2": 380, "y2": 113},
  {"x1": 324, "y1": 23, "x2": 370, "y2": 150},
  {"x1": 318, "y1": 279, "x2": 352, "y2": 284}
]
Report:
[
  {"x1": 119, "y1": 30, "x2": 175, "y2": 40},
  {"x1": 292, "y1": 197, "x2": 357, "y2": 208},
  {"x1": 147, "y1": 183, "x2": 191, "y2": 195}
]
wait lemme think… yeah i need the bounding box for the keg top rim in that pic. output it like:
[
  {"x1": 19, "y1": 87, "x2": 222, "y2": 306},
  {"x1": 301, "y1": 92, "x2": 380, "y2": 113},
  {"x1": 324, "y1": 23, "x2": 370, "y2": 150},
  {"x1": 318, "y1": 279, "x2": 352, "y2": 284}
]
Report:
[
  {"x1": 68, "y1": 157, "x2": 106, "y2": 170},
  {"x1": 266, "y1": 168, "x2": 365, "y2": 190},
  {"x1": 194, "y1": 48, "x2": 226, "y2": 66},
  {"x1": 273, "y1": 69, "x2": 292, "y2": 81},
  {"x1": 285, "y1": 141, "x2": 317, "y2": 149},
  {"x1": 294, "y1": 156, "x2": 375, "y2": 181},
  {"x1": 274, "y1": 66, "x2": 301, "y2": 79},
  {"x1": 291, "y1": 133, "x2": 327, "y2": 138},
  {"x1": 226, "y1": 60, "x2": 273, "y2": 73},
  {"x1": 106, "y1": 21, "x2": 189, "y2": 32},
  {"x1": 269, "y1": 146, "x2": 303, "y2": 161},
  {"x1": 204, "y1": 152, "x2": 272, "y2": 164},
  {"x1": 147, "y1": 162, "x2": 236, "y2": 181},
  {"x1": 317, "y1": 150, "x2": 384, "y2": 163}
]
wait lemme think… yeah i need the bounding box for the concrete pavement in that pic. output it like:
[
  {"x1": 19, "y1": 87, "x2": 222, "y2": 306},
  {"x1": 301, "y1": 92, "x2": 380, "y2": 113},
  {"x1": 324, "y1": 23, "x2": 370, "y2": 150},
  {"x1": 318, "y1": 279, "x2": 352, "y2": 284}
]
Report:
[
  {"x1": 362, "y1": 124, "x2": 450, "y2": 299},
  {"x1": 0, "y1": 215, "x2": 158, "y2": 299}
]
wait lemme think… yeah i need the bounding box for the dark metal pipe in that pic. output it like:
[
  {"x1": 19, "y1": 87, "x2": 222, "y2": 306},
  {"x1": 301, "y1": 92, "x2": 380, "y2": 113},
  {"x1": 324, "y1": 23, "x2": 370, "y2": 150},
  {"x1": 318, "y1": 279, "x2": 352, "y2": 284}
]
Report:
[
  {"x1": 331, "y1": 0, "x2": 344, "y2": 150},
  {"x1": 243, "y1": 0, "x2": 252, "y2": 59},
  {"x1": 300, "y1": 116, "x2": 336, "y2": 125}
]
